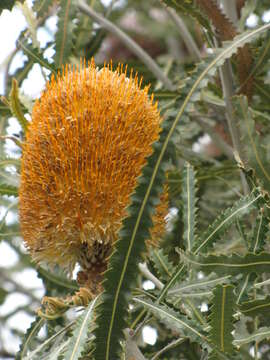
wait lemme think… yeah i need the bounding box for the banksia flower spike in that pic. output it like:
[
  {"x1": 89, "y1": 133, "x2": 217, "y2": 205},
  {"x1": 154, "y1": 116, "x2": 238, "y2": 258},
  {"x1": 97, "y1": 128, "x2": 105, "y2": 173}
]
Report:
[{"x1": 19, "y1": 60, "x2": 167, "y2": 292}]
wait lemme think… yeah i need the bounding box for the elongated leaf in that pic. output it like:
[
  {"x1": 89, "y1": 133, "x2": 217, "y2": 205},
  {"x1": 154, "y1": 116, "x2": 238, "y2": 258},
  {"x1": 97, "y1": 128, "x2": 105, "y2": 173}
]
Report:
[
  {"x1": 0, "y1": 183, "x2": 18, "y2": 196},
  {"x1": 234, "y1": 327, "x2": 270, "y2": 347},
  {"x1": 16, "y1": 317, "x2": 44, "y2": 360},
  {"x1": 163, "y1": 0, "x2": 212, "y2": 33},
  {"x1": 37, "y1": 267, "x2": 79, "y2": 292},
  {"x1": 182, "y1": 162, "x2": 198, "y2": 251},
  {"x1": 151, "y1": 248, "x2": 174, "y2": 281},
  {"x1": 63, "y1": 296, "x2": 99, "y2": 360},
  {"x1": 238, "y1": 296, "x2": 270, "y2": 318},
  {"x1": 0, "y1": 157, "x2": 21, "y2": 169},
  {"x1": 18, "y1": 40, "x2": 57, "y2": 74},
  {"x1": 94, "y1": 24, "x2": 270, "y2": 359},
  {"x1": 54, "y1": 0, "x2": 77, "y2": 67},
  {"x1": 168, "y1": 274, "x2": 231, "y2": 296},
  {"x1": 250, "y1": 206, "x2": 269, "y2": 253},
  {"x1": 194, "y1": 190, "x2": 262, "y2": 254},
  {"x1": 180, "y1": 250, "x2": 270, "y2": 276},
  {"x1": 33, "y1": 0, "x2": 54, "y2": 17},
  {"x1": 9, "y1": 79, "x2": 29, "y2": 133},
  {"x1": 133, "y1": 297, "x2": 207, "y2": 345},
  {"x1": 209, "y1": 285, "x2": 236, "y2": 354},
  {"x1": 234, "y1": 95, "x2": 270, "y2": 193}
]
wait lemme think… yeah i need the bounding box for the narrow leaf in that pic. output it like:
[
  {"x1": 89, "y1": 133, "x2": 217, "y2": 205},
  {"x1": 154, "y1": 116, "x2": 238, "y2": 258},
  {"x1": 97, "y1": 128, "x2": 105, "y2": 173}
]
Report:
[
  {"x1": 209, "y1": 284, "x2": 236, "y2": 354},
  {"x1": 151, "y1": 248, "x2": 174, "y2": 281},
  {"x1": 63, "y1": 296, "x2": 99, "y2": 360},
  {"x1": 234, "y1": 327, "x2": 270, "y2": 347},
  {"x1": 0, "y1": 183, "x2": 18, "y2": 196},
  {"x1": 16, "y1": 317, "x2": 44, "y2": 360},
  {"x1": 238, "y1": 296, "x2": 270, "y2": 318},
  {"x1": 182, "y1": 162, "x2": 198, "y2": 251},
  {"x1": 180, "y1": 250, "x2": 270, "y2": 276},
  {"x1": 54, "y1": 0, "x2": 77, "y2": 67},
  {"x1": 9, "y1": 78, "x2": 28, "y2": 133},
  {"x1": 194, "y1": 190, "x2": 262, "y2": 254},
  {"x1": 234, "y1": 95, "x2": 270, "y2": 193},
  {"x1": 133, "y1": 297, "x2": 207, "y2": 345}
]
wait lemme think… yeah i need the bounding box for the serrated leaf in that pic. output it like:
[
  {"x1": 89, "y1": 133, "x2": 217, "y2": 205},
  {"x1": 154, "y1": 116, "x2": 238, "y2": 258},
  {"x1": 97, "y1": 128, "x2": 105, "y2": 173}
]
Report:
[
  {"x1": 16, "y1": 317, "x2": 45, "y2": 360},
  {"x1": 238, "y1": 296, "x2": 270, "y2": 318},
  {"x1": 0, "y1": 157, "x2": 21, "y2": 169},
  {"x1": 17, "y1": 2, "x2": 39, "y2": 48},
  {"x1": 94, "y1": 24, "x2": 270, "y2": 359},
  {"x1": 250, "y1": 206, "x2": 269, "y2": 253},
  {"x1": 63, "y1": 296, "x2": 99, "y2": 360},
  {"x1": 209, "y1": 284, "x2": 236, "y2": 354},
  {"x1": 234, "y1": 95, "x2": 270, "y2": 193},
  {"x1": 168, "y1": 274, "x2": 231, "y2": 297},
  {"x1": 233, "y1": 327, "x2": 270, "y2": 347},
  {"x1": 194, "y1": 190, "x2": 262, "y2": 254},
  {"x1": 182, "y1": 162, "x2": 198, "y2": 251},
  {"x1": 37, "y1": 266, "x2": 79, "y2": 292},
  {"x1": 9, "y1": 78, "x2": 29, "y2": 133},
  {"x1": 33, "y1": 0, "x2": 54, "y2": 17},
  {"x1": 180, "y1": 250, "x2": 270, "y2": 276},
  {"x1": 133, "y1": 297, "x2": 207, "y2": 345},
  {"x1": 18, "y1": 40, "x2": 57, "y2": 74},
  {"x1": 163, "y1": 0, "x2": 212, "y2": 34},
  {"x1": 151, "y1": 248, "x2": 174, "y2": 281},
  {"x1": 54, "y1": 0, "x2": 77, "y2": 67},
  {"x1": 0, "y1": 183, "x2": 18, "y2": 196}
]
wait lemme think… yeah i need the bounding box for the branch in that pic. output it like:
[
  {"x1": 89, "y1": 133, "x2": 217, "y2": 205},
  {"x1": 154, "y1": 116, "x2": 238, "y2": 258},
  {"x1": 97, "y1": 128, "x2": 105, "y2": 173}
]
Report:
[
  {"x1": 192, "y1": 115, "x2": 234, "y2": 159},
  {"x1": 138, "y1": 262, "x2": 164, "y2": 290},
  {"x1": 77, "y1": 0, "x2": 175, "y2": 91},
  {"x1": 160, "y1": 1, "x2": 201, "y2": 61}
]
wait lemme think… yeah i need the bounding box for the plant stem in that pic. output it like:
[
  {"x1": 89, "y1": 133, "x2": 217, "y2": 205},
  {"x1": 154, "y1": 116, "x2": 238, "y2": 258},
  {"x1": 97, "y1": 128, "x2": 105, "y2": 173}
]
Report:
[
  {"x1": 77, "y1": 0, "x2": 175, "y2": 91},
  {"x1": 160, "y1": 1, "x2": 201, "y2": 61},
  {"x1": 138, "y1": 262, "x2": 164, "y2": 290}
]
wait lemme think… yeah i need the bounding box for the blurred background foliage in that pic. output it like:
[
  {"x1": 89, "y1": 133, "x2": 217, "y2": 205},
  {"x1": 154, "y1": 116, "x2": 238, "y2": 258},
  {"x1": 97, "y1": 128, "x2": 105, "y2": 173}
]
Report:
[{"x1": 1, "y1": 0, "x2": 270, "y2": 359}]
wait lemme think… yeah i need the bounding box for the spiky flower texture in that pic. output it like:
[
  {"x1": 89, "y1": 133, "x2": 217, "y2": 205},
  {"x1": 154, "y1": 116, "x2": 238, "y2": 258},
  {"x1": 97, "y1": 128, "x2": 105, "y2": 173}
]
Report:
[{"x1": 20, "y1": 61, "x2": 166, "y2": 283}]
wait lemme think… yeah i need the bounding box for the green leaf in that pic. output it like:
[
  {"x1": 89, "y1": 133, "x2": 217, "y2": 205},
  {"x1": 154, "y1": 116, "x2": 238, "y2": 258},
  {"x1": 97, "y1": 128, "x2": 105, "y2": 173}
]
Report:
[
  {"x1": 54, "y1": 0, "x2": 77, "y2": 67},
  {"x1": 151, "y1": 248, "x2": 174, "y2": 281},
  {"x1": 249, "y1": 206, "x2": 269, "y2": 253},
  {"x1": 63, "y1": 296, "x2": 99, "y2": 360},
  {"x1": 16, "y1": 317, "x2": 45, "y2": 360},
  {"x1": 234, "y1": 95, "x2": 270, "y2": 193},
  {"x1": 163, "y1": 0, "x2": 212, "y2": 34},
  {"x1": 94, "y1": 24, "x2": 270, "y2": 359},
  {"x1": 9, "y1": 79, "x2": 29, "y2": 133},
  {"x1": 238, "y1": 296, "x2": 270, "y2": 318},
  {"x1": 33, "y1": 0, "x2": 54, "y2": 17},
  {"x1": 37, "y1": 266, "x2": 79, "y2": 292},
  {"x1": 182, "y1": 162, "x2": 198, "y2": 251},
  {"x1": 0, "y1": 183, "x2": 18, "y2": 196},
  {"x1": 194, "y1": 190, "x2": 262, "y2": 254},
  {"x1": 233, "y1": 327, "x2": 270, "y2": 347},
  {"x1": 0, "y1": 287, "x2": 8, "y2": 305},
  {"x1": 0, "y1": 0, "x2": 22, "y2": 14},
  {"x1": 209, "y1": 284, "x2": 236, "y2": 354},
  {"x1": 0, "y1": 157, "x2": 21, "y2": 169},
  {"x1": 133, "y1": 297, "x2": 207, "y2": 345},
  {"x1": 168, "y1": 274, "x2": 231, "y2": 297},
  {"x1": 180, "y1": 250, "x2": 270, "y2": 276},
  {"x1": 18, "y1": 40, "x2": 57, "y2": 74}
]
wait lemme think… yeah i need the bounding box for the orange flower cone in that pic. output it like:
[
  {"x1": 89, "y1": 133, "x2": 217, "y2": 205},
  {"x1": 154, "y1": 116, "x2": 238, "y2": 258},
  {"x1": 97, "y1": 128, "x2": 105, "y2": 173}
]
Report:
[{"x1": 19, "y1": 60, "x2": 167, "y2": 280}]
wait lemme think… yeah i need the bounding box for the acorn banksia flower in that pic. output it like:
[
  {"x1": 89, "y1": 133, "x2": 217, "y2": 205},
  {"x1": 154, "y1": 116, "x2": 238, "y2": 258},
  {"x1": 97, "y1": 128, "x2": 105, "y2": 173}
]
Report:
[{"x1": 19, "y1": 60, "x2": 167, "y2": 292}]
